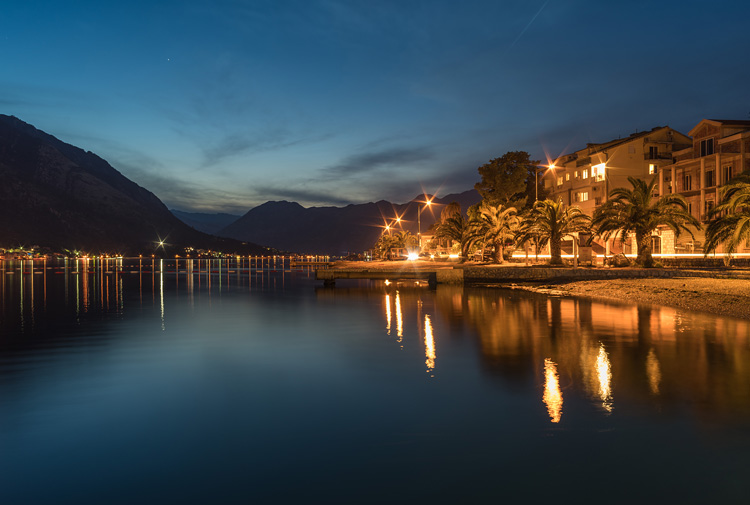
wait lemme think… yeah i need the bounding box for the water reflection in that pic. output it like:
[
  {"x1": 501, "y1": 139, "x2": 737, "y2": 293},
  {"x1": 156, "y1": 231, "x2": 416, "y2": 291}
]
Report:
[
  {"x1": 543, "y1": 358, "x2": 563, "y2": 423},
  {"x1": 424, "y1": 314, "x2": 436, "y2": 374},
  {"x1": 431, "y1": 286, "x2": 750, "y2": 419},
  {"x1": 646, "y1": 348, "x2": 661, "y2": 396}
]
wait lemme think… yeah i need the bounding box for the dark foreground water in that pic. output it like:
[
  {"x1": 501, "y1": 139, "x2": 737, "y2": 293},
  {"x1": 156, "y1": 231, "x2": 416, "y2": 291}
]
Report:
[{"x1": 1, "y1": 258, "x2": 750, "y2": 504}]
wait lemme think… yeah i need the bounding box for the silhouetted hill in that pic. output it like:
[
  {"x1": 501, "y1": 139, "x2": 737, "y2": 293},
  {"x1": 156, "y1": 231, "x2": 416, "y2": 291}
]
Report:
[
  {"x1": 0, "y1": 115, "x2": 266, "y2": 255},
  {"x1": 171, "y1": 209, "x2": 241, "y2": 234},
  {"x1": 218, "y1": 191, "x2": 481, "y2": 255}
]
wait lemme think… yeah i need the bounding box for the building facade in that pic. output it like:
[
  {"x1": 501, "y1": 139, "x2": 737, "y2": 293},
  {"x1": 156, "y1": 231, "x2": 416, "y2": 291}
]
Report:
[
  {"x1": 661, "y1": 119, "x2": 750, "y2": 253},
  {"x1": 541, "y1": 126, "x2": 692, "y2": 254}
]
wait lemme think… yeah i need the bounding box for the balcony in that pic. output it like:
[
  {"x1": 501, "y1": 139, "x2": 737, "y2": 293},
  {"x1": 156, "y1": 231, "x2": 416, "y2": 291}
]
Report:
[{"x1": 644, "y1": 153, "x2": 672, "y2": 160}]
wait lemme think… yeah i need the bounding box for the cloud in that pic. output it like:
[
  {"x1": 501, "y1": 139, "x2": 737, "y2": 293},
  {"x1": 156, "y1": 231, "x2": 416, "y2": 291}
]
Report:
[{"x1": 325, "y1": 145, "x2": 435, "y2": 176}]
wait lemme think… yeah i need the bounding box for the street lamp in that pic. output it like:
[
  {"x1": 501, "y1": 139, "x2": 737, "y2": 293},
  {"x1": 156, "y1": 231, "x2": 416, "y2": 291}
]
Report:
[
  {"x1": 417, "y1": 198, "x2": 433, "y2": 250},
  {"x1": 536, "y1": 164, "x2": 555, "y2": 201}
]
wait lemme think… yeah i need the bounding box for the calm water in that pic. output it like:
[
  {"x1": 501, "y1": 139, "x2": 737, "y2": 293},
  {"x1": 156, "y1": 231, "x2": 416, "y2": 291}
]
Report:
[{"x1": 1, "y1": 258, "x2": 750, "y2": 504}]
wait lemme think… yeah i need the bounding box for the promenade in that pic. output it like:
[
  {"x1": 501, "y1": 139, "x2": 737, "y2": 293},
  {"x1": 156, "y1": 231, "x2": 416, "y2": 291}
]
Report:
[{"x1": 318, "y1": 260, "x2": 750, "y2": 319}]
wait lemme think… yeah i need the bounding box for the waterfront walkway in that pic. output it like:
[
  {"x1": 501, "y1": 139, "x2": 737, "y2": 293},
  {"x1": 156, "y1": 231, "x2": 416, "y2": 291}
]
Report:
[{"x1": 316, "y1": 260, "x2": 750, "y2": 286}]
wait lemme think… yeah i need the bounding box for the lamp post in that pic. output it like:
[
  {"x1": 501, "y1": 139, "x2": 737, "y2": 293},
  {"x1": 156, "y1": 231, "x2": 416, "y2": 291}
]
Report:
[
  {"x1": 417, "y1": 198, "x2": 433, "y2": 251},
  {"x1": 536, "y1": 164, "x2": 555, "y2": 201}
]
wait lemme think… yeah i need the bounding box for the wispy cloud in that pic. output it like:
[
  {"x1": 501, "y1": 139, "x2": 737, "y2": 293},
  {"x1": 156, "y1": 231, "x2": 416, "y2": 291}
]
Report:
[{"x1": 325, "y1": 145, "x2": 435, "y2": 176}]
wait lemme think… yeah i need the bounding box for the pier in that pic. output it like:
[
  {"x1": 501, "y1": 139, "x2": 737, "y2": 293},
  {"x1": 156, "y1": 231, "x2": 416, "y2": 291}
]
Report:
[{"x1": 315, "y1": 262, "x2": 463, "y2": 287}]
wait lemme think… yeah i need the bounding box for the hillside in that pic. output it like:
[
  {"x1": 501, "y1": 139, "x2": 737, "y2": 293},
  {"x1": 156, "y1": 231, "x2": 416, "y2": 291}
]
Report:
[
  {"x1": 0, "y1": 115, "x2": 266, "y2": 255},
  {"x1": 171, "y1": 209, "x2": 240, "y2": 234}
]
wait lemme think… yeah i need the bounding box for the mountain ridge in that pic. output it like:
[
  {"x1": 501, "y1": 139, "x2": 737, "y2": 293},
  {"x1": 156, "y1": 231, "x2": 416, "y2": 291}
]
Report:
[
  {"x1": 0, "y1": 115, "x2": 266, "y2": 255},
  {"x1": 218, "y1": 190, "x2": 481, "y2": 255}
]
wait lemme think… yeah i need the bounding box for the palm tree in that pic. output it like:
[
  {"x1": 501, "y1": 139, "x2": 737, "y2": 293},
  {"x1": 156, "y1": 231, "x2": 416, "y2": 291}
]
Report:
[
  {"x1": 519, "y1": 199, "x2": 590, "y2": 265},
  {"x1": 704, "y1": 173, "x2": 750, "y2": 264},
  {"x1": 434, "y1": 213, "x2": 482, "y2": 261},
  {"x1": 479, "y1": 204, "x2": 519, "y2": 263},
  {"x1": 592, "y1": 176, "x2": 700, "y2": 267}
]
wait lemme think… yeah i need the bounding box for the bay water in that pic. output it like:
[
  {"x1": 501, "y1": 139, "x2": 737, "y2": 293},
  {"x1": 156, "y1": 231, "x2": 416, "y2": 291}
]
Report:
[{"x1": 1, "y1": 258, "x2": 749, "y2": 504}]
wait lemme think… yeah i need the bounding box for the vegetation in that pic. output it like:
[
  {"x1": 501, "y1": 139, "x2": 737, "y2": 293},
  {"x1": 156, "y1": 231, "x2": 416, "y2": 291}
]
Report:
[
  {"x1": 704, "y1": 172, "x2": 750, "y2": 264},
  {"x1": 518, "y1": 199, "x2": 590, "y2": 265},
  {"x1": 592, "y1": 176, "x2": 700, "y2": 267},
  {"x1": 476, "y1": 204, "x2": 519, "y2": 263},
  {"x1": 372, "y1": 230, "x2": 418, "y2": 259},
  {"x1": 474, "y1": 151, "x2": 542, "y2": 210}
]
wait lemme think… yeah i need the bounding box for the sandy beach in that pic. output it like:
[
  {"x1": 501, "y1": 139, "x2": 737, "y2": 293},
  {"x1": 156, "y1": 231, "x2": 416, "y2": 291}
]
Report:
[{"x1": 522, "y1": 276, "x2": 750, "y2": 320}]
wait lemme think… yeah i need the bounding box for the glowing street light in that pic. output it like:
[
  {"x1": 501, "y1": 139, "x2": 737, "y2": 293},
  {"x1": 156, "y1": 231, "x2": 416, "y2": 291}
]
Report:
[
  {"x1": 536, "y1": 163, "x2": 555, "y2": 201},
  {"x1": 417, "y1": 197, "x2": 433, "y2": 250}
]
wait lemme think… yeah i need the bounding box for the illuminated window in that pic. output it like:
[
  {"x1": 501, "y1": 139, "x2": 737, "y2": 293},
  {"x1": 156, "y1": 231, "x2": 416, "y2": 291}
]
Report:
[
  {"x1": 565, "y1": 173, "x2": 570, "y2": 181},
  {"x1": 582, "y1": 169, "x2": 589, "y2": 179},
  {"x1": 649, "y1": 164, "x2": 657, "y2": 174},
  {"x1": 576, "y1": 191, "x2": 589, "y2": 202},
  {"x1": 592, "y1": 163, "x2": 606, "y2": 181},
  {"x1": 574, "y1": 170, "x2": 579, "y2": 179},
  {"x1": 557, "y1": 176, "x2": 563, "y2": 186}
]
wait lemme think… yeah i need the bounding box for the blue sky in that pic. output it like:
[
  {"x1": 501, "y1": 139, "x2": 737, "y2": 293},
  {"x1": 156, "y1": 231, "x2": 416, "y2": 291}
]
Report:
[{"x1": 3, "y1": 0, "x2": 749, "y2": 213}]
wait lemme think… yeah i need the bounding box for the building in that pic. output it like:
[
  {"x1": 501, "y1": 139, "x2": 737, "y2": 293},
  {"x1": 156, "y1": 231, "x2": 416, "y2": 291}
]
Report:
[
  {"x1": 541, "y1": 126, "x2": 692, "y2": 254},
  {"x1": 661, "y1": 119, "x2": 750, "y2": 253}
]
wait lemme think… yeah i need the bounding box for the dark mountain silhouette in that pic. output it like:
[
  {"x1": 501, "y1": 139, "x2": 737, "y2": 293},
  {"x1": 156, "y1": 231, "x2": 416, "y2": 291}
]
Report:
[
  {"x1": 170, "y1": 209, "x2": 241, "y2": 234},
  {"x1": 218, "y1": 190, "x2": 482, "y2": 255},
  {"x1": 0, "y1": 115, "x2": 266, "y2": 255}
]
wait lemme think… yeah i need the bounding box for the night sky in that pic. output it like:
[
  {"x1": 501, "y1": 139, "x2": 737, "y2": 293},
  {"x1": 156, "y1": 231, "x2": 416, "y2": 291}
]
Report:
[{"x1": 3, "y1": 0, "x2": 749, "y2": 214}]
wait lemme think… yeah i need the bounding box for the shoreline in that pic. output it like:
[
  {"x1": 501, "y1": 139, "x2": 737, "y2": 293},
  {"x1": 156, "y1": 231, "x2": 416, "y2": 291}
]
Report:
[
  {"x1": 509, "y1": 277, "x2": 750, "y2": 320},
  {"x1": 331, "y1": 260, "x2": 750, "y2": 320}
]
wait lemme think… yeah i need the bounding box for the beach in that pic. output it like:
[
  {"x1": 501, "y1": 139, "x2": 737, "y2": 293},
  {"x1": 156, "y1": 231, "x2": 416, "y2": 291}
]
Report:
[{"x1": 527, "y1": 276, "x2": 750, "y2": 320}]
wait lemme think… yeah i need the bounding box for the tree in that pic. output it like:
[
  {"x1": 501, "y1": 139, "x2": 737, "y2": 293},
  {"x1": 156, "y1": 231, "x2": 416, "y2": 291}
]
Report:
[
  {"x1": 519, "y1": 199, "x2": 590, "y2": 265},
  {"x1": 474, "y1": 151, "x2": 541, "y2": 209},
  {"x1": 434, "y1": 213, "x2": 482, "y2": 262},
  {"x1": 704, "y1": 172, "x2": 750, "y2": 264},
  {"x1": 592, "y1": 176, "x2": 700, "y2": 267},
  {"x1": 478, "y1": 204, "x2": 519, "y2": 263}
]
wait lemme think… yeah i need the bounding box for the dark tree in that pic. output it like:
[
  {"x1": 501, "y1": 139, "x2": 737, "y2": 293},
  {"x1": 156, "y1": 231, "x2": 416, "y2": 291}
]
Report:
[{"x1": 474, "y1": 151, "x2": 541, "y2": 209}]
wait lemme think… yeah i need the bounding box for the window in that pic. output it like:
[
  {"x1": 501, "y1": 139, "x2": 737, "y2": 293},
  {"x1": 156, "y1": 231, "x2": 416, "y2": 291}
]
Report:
[
  {"x1": 592, "y1": 163, "x2": 606, "y2": 181},
  {"x1": 595, "y1": 197, "x2": 602, "y2": 205},
  {"x1": 557, "y1": 176, "x2": 563, "y2": 186},
  {"x1": 565, "y1": 173, "x2": 570, "y2": 181},
  {"x1": 649, "y1": 146, "x2": 659, "y2": 159},
  {"x1": 683, "y1": 174, "x2": 692, "y2": 191},
  {"x1": 723, "y1": 165, "x2": 733, "y2": 182},
  {"x1": 576, "y1": 191, "x2": 589, "y2": 202},
  {"x1": 705, "y1": 200, "x2": 715, "y2": 214},
  {"x1": 705, "y1": 170, "x2": 715, "y2": 188},
  {"x1": 687, "y1": 202, "x2": 693, "y2": 215},
  {"x1": 700, "y1": 138, "x2": 714, "y2": 157},
  {"x1": 582, "y1": 169, "x2": 588, "y2": 179},
  {"x1": 574, "y1": 170, "x2": 579, "y2": 179},
  {"x1": 649, "y1": 164, "x2": 657, "y2": 175}
]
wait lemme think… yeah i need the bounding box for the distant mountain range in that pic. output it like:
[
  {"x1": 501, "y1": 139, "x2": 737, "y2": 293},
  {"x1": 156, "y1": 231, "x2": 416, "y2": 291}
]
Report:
[
  {"x1": 0, "y1": 115, "x2": 267, "y2": 255},
  {"x1": 169, "y1": 209, "x2": 240, "y2": 235},
  {"x1": 215, "y1": 191, "x2": 481, "y2": 255}
]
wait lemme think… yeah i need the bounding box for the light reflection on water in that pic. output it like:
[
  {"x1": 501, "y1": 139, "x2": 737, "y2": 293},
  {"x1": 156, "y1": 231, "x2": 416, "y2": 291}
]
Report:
[{"x1": 2, "y1": 259, "x2": 750, "y2": 503}]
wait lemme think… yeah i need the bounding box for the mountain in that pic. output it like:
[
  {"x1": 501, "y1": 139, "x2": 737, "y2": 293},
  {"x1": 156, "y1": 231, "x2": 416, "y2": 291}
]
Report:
[
  {"x1": 170, "y1": 209, "x2": 240, "y2": 234},
  {"x1": 218, "y1": 190, "x2": 482, "y2": 255},
  {"x1": 0, "y1": 115, "x2": 266, "y2": 255}
]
